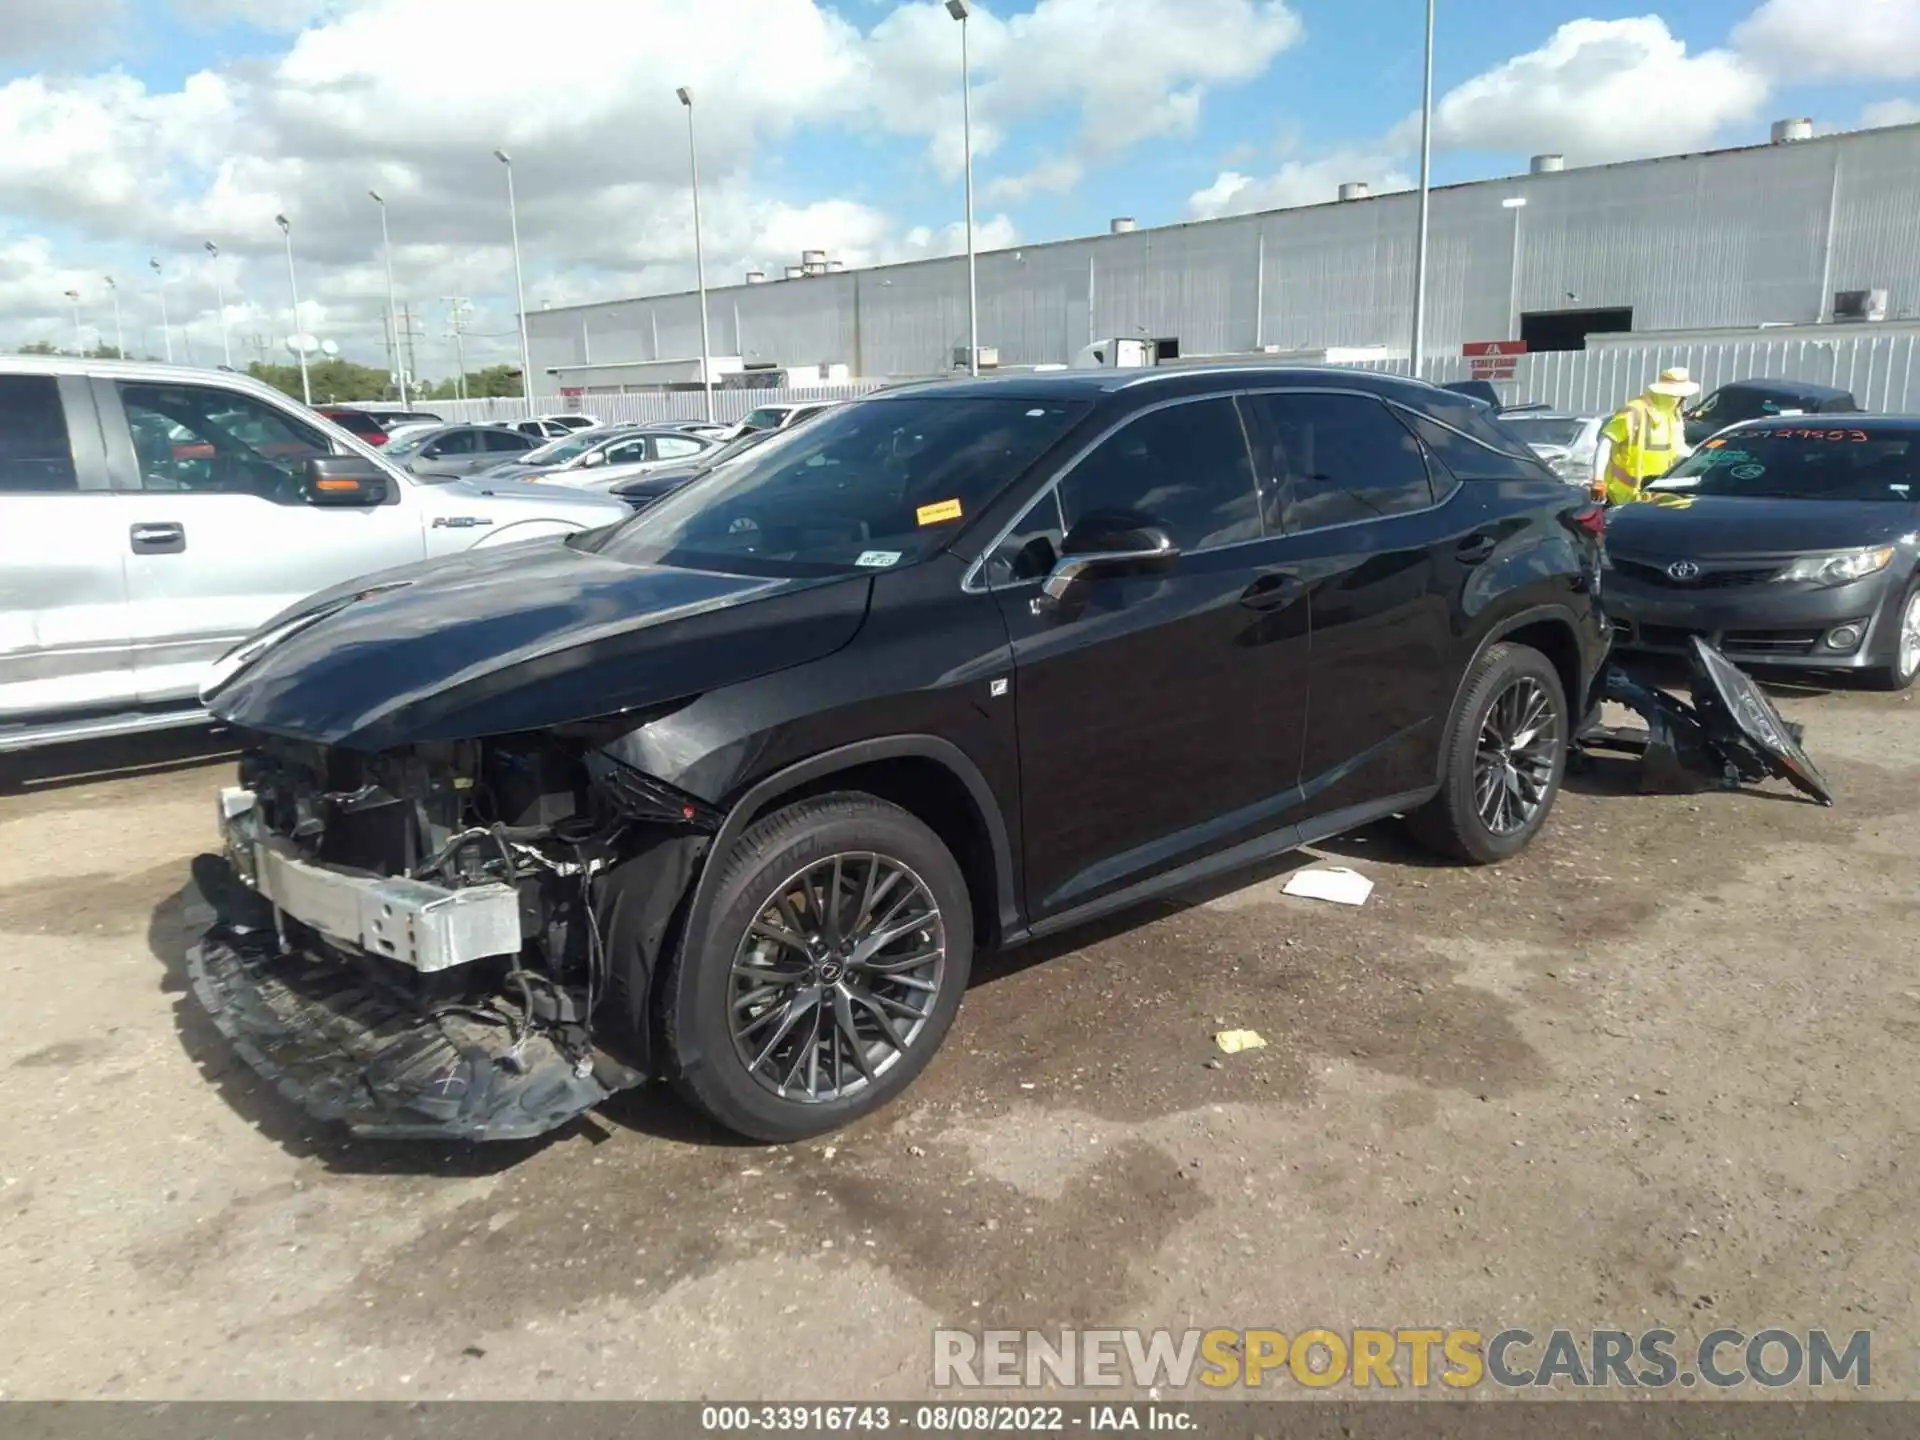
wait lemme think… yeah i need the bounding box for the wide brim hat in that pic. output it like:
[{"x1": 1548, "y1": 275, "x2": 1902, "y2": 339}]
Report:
[{"x1": 1649, "y1": 366, "x2": 1701, "y2": 398}]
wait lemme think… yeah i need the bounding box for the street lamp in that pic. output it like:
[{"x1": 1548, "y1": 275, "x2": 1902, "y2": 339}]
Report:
[
  {"x1": 369, "y1": 190, "x2": 410, "y2": 406},
  {"x1": 1501, "y1": 196, "x2": 1527, "y2": 340},
  {"x1": 1408, "y1": 0, "x2": 1436, "y2": 379},
  {"x1": 676, "y1": 86, "x2": 715, "y2": 423},
  {"x1": 494, "y1": 149, "x2": 535, "y2": 410},
  {"x1": 150, "y1": 258, "x2": 173, "y2": 364},
  {"x1": 104, "y1": 275, "x2": 124, "y2": 358},
  {"x1": 946, "y1": 0, "x2": 979, "y2": 377},
  {"x1": 63, "y1": 289, "x2": 83, "y2": 355},
  {"x1": 275, "y1": 213, "x2": 312, "y2": 405},
  {"x1": 204, "y1": 241, "x2": 232, "y2": 368}
]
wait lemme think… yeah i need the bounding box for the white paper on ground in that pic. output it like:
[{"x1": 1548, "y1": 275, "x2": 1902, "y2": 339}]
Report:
[{"x1": 1281, "y1": 866, "x2": 1374, "y2": 906}]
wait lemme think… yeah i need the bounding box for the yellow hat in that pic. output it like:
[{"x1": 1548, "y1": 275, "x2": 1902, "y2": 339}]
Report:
[{"x1": 1648, "y1": 366, "x2": 1700, "y2": 398}]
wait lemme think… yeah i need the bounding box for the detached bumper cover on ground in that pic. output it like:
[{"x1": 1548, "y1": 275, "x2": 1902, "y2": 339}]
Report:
[
  {"x1": 186, "y1": 863, "x2": 644, "y2": 1141},
  {"x1": 1577, "y1": 635, "x2": 1834, "y2": 806}
]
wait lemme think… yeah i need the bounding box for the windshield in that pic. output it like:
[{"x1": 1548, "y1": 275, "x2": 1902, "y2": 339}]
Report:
[
  {"x1": 738, "y1": 407, "x2": 787, "y2": 432},
  {"x1": 523, "y1": 431, "x2": 606, "y2": 466},
  {"x1": 583, "y1": 395, "x2": 1089, "y2": 575},
  {"x1": 1647, "y1": 428, "x2": 1918, "y2": 501},
  {"x1": 1501, "y1": 416, "x2": 1585, "y2": 448}
]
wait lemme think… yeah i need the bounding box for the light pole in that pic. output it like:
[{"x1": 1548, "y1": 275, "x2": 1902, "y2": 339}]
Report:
[
  {"x1": 63, "y1": 289, "x2": 83, "y2": 355},
  {"x1": 947, "y1": 0, "x2": 979, "y2": 376},
  {"x1": 150, "y1": 258, "x2": 173, "y2": 363},
  {"x1": 1501, "y1": 196, "x2": 1526, "y2": 340},
  {"x1": 204, "y1": 241, "x2": 232, "y2": 368},
  {"x1": 104, "y1": 275, "x2": 124, "y2": 358},
  {"x1": 676, "y1": 87, "x2": 715, "y2": 422},
  {"x1": 275, "y1": 214, "x2": 312, "y2": 404},
  {"x1": 494, "y1": 149, "x2": 535, "y2": 411},
  {"x1": 1408, "y1": 0, "x2": 1436, "y2": 379},
  {"x1": 369, "y1": 190, "x2": 410, "y2": 406}
]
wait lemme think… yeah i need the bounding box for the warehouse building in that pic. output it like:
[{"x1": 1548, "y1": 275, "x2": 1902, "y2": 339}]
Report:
[{"x1": 525, "y1": 118, "x2": 1920, "y2": 400}]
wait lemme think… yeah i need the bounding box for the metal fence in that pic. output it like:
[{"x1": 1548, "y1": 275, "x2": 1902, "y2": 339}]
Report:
[{"x1": 387, "y1": 331, "x2": 1920, "y2": 429}]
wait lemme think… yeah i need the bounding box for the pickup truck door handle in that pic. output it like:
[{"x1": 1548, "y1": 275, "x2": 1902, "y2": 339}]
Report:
[
  {"x1": 1240, "y1": 570, "x2": 1306, "y2": 611},
  {"x1": 1455, "y1": 534, "x2": 1498, "y2": 565},
  {"x1": 129, "y1": 522, "x2": 186, "y2": 555}
]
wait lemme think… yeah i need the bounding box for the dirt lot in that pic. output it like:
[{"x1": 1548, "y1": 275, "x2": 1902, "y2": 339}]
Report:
[{"x1": 1, "y1": 683, "x2": 1916, "y2": 1402}]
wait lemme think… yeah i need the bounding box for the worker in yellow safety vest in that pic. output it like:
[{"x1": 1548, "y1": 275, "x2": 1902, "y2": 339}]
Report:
[{"x1": 1591, "y1": 366, "x2": 1701, "y2": 506}]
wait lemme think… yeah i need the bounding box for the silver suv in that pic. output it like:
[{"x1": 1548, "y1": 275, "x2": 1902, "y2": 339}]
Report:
[{"x1": 0, "y1": 358, "x2": 629, "y2": 753}]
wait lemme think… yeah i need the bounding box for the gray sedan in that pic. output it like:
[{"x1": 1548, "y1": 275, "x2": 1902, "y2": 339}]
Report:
[
  {"x1": 387, "y1": 423, "x2": 542, "y2": 479},
  {"x1": 480, "y1": 427, "x2": 717, "y2": 483}
]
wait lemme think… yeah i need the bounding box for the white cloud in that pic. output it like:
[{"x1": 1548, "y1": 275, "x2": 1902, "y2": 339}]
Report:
[
  {"x1": 1186, "y1": 154, "x2": 1412, "y2": 219},
  {"x1": 982, "y1": 157, "x2": 1085, "y2": 203},
  {"x1": 1733, "y1": 0, "x2": 1920, "y2": 81},
  {"x1": 0, "y1": 0, "x2": 127, "y2": 59},
  {"x1": 1861, "y1": 97, "x2": 1920, "y2": 127},
  {"x1": 1412, "y1": 17, "x2": 1768, "y2": 164}
]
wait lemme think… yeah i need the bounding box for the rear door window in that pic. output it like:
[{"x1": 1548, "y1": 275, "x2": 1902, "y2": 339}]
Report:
[
  {"x1": 654, "y1": 435, "x2": 705, "y2": 459},
  {"x1": 0, "y1": 374, "x2": 80, "y2": 492},
  {"x1": 1246, "y1": 392, "x2": 1435, "y2": 532},
  {"x1": 483, "y1": 429, "x2": 531, "y2": 452}
]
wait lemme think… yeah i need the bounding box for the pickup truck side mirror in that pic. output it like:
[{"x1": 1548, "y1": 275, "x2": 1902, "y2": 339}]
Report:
[
  {"x1": 1035, "y1": 514, "x2": 1180, "y2": 608},
  {"x1": 303, "y1": 455, "x2": 391, "y2": 507}
]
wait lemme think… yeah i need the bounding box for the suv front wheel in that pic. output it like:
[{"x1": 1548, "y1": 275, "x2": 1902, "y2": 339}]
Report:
[
  {"x1": 661, "y1": 793, "x2": 974, "y2": 1141},
  {"x1": 1406, "y1": 641, "x2": 1570, "y2": 865}
]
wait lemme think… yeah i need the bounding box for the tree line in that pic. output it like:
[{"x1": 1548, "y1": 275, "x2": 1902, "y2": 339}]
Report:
[{"x1": 13, "y1": 341, "x2": 524, "y2": 403}]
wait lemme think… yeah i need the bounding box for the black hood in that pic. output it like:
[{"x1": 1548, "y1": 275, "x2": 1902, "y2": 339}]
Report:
[
  {"x1": 205, "y1": 538, "x2": 872, "y2": 750},
  {"x1": 1607, "y1": 494, "x2": 1920, "y2": 558}
]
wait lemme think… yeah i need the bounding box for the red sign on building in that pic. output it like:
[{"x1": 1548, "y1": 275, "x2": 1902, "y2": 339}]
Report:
[{"x1": 1462, "y1": 339, "x2": 1527, "y2": 381}]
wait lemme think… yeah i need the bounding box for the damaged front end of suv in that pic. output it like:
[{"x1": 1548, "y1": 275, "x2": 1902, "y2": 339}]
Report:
[{"x1": 193, "y1": 729, "x2": 716, "y2": 1140}]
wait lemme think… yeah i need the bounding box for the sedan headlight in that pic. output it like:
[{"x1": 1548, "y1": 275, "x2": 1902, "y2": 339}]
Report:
[{"x1": 1780, "y1": 546, "x2": 1895, "y2": 585}]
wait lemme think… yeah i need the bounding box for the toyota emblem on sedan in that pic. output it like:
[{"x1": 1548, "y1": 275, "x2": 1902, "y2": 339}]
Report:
[{"x1": 1666, "y1": 560, "x2": 1702, "y2": 581}]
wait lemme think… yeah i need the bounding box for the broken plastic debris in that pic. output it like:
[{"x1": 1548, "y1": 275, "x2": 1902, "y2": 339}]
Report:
[
  {"x1": 1214, "y1": 1029, "x2": 1268, "y2": 1055},
  {"x1": 1282, "y1": 866, "x2": 1375, "y2": 906}
]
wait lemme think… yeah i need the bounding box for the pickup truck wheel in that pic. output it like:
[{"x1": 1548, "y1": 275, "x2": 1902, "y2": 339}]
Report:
[
  {"x1": 662, "y1": 793, "x2": 973, "y2": 1142},
  {"x1": 1406, "y1": 641, "x2": 1569, "y2": 865}
]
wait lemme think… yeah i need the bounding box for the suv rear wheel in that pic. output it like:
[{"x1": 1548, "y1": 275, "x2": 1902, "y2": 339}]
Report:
[
  {"x1": 1406, "y1": 641, "x2": 1569, "y2": 865},
  {"x1": 661, "y1": 793, "x2": 973, "y2": 1141}
]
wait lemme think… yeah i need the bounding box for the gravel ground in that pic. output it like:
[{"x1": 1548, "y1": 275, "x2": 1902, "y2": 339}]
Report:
[{"x1": 1, "y1": 682, "x2": 1916, "y2": 1402}]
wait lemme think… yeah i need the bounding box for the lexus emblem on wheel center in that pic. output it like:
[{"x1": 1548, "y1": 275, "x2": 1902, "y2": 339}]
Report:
[{"x1": 1666, "y1": 560, "x2": 1702, "y2": 581}]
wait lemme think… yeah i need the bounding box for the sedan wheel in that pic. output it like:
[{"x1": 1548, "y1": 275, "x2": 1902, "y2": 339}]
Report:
[{"x1": 1865, "y1": 584, "x2": 1920, "y2": 691}]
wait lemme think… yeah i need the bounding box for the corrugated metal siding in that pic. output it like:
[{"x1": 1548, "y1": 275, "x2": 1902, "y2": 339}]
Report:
[{"x1": 523, "y1": 126, "x2": 1920, "y2": 399}]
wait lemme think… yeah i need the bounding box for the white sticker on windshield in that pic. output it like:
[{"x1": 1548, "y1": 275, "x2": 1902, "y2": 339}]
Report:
[{"x1": 856, "y1": 550, "x2": 903, "y2": 568}]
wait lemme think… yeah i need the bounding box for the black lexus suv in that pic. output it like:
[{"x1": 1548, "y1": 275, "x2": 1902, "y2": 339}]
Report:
[{"x1": 192, "y1": 367, "x2": 1608, "y2": 1143}]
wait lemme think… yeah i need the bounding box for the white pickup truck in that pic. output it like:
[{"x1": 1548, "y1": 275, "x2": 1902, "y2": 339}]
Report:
[{"x1": 0, "y1": 357, "x2": 628, "y2": 753}]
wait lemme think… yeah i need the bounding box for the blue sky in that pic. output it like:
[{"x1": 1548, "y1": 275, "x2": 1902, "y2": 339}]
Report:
[{"x1": 0, "y1": 0, "x2": 1914, "y2": 372}]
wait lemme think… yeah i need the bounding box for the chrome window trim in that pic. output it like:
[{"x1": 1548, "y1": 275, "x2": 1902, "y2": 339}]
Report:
[{"x1": 961, "y1": 383, "x2": 1492, "y2": 593}]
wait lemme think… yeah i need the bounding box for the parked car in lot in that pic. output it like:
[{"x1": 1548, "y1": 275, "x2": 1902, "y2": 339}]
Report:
[
  {"x1": 314, "y1": 407, "x2": 391, "y2": 446},
  {"x1": 1682, "y1": 378, "x2": 1860, "y2": 448},
  {"x1": 659, "y1": 419, "x2": 732, "y2": 439},
  {"x1": 190, "y1": 366, "x2": 1607, "y2": 1144},
  {"x1": 1606, "y1": 415, "x2": 1920, "y2": 689},
  {"x1": 480, "y1": 426, "x2": 718, "y2": 484},
  {"x1": 385, "y1": 423, "x2": 541, "y2": 478},
  {"x1": 607, "y1": 425, "x2": 787, "y2": 510},
  {"x1": 509, "y1": 413, "x2": 600, "y2": 441},
  {"x1": 1499, "y1": 411, "x2": 1605, "y2": 484},
  {"x1": 0, "y1": 359, "x2": 630, "y2": 753},
  {"x1": 719, "y1": 399, "x2": 838, "y2": 441}
]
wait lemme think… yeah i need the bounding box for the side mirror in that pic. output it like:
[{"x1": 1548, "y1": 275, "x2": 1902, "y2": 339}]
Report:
[
  {"x1": 582, "y1": 450, "x2": 606, "y2": 467},
  {"x1": 1037, "y1": 517, "x2": 1179, "y2": 605},
  {"x1": 303, "y1": 455, "x2": 391, "y2": 507}
]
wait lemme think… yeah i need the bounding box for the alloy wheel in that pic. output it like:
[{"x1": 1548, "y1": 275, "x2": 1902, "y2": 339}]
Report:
[
  {"x1": 1473, "y1": 675, "x2": 1560, "y2": 837},
  {"x1": 728, "y1": 852, "x2": 946, "y2": 1103},
  {"x1": 1900, "y1": 592, "x2": 1920, "y2": 681}
]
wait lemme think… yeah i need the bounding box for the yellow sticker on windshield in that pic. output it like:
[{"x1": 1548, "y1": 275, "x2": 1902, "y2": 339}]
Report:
[
  {"x1": 916, "y1": 498, "x2": 964, "y2": 526},
  {"x1": 1703, "y1": 438, "x2": 1725, "y2": 448}
]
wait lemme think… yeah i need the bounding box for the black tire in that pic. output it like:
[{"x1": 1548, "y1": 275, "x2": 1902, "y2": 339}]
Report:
[
  {"x1": 660, "y1": 792, "x2": 973, "y2": 1142},
  {"x1": 1405, "y1": 641, "x2": 1570, "y2": 865},
  {"x1": 1861, "y1": 581, "x2": 1920, "y2": 692}
]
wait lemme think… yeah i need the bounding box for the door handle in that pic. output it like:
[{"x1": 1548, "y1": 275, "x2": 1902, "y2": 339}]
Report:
[
  {"x1": 130, "y1": 522, "x2": 186, "y2": 555},
  {"x1": 1455, "y1": 534, "x2": 1498, "y2": 565},
  {"x1": 1240, "y1": 570, "x2": 1305, "y2": 611}
]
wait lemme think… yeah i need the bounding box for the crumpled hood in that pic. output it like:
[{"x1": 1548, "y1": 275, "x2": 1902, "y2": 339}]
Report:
[
  {"x1": 1607, "y1": 493, "x2": 1920, "y2": 557},
  {"x1": 205, "y1": 537, "x2": 872, "y2": 750}
]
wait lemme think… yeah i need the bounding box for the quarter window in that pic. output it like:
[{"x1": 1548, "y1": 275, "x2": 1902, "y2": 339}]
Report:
[
  {"x1": 1248, "y1": 392, "x2": 1434, "y2": 532},
  {"x1": 0, "y1": 375, "x2": 79, "y2": 493},
  {"x1": 120, "y1": 383, "x2": 331, "y2": 501}
]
